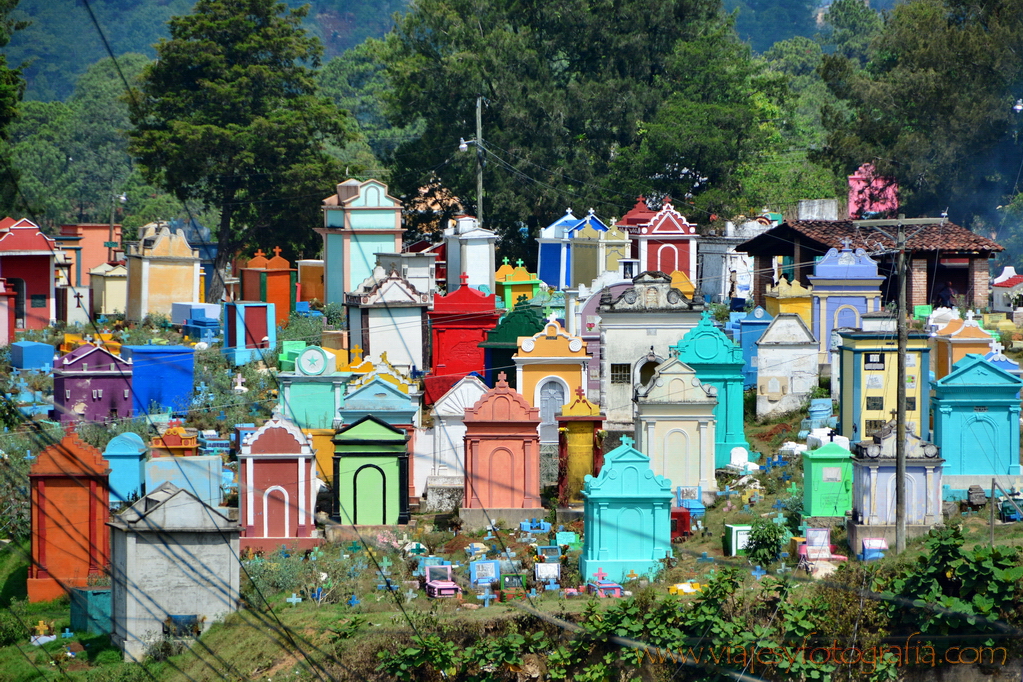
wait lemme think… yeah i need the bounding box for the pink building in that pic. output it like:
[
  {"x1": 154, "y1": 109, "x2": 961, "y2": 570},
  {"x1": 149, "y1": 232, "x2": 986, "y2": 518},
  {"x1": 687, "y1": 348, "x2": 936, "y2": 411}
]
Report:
[
  {"x1": 460, "y1": 372, "x2": 542, "y2": 528},
  {"x1": 847, "y1": 163, "x2": 899, "y2": 219},
  {"x1": 239, "y1": 417, "x2": 320, "y2": 553}
]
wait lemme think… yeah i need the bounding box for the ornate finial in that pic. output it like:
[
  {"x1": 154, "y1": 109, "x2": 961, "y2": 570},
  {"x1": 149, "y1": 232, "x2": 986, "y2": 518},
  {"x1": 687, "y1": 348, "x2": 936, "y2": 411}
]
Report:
[
  {"x1": 588, "y1": 208, "x2": 595, "y2": 215},
  {"x1": 840, "y1": 238, "x2": 852, "y2": 250},
  {"x1": 502, "y1": 256, "x2": 510, "y2": 265},
  {"x1": 992, "y1": 340, "x2": 1005, "y2": 355},
  {"x1": 515, "y1": 294, "x2": 529, "y2": 306},
  {"x1": 620, "y1": 435, "x2": 634, "y2": 447},
  {"x1": 965, "y1": 310, "x2": 976, "y2": 322},
  {"x1": 272, "y1": 246, "x2": 282, "y2": 257},
  {"x1": 496, "y1": 371, "x2": 508, "y2": 386},
  {"x1": 575, "y1": 385, "x2": 586, "y2": 399},
  {"x1": 253, "y1": 248, "x2": 265, "y2": 258},
  {"x1": 460, "y1": 272, "x2": 469, "y2": 286},
  {"x1": 515, "y1": 259, "x2": 524, "y2": 267}
]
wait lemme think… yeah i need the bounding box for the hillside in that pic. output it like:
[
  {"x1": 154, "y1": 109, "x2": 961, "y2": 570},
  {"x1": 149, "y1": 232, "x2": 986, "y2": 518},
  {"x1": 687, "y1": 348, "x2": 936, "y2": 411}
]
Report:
[{"x1": 3, "y1": 0, "x2": 407, "y2": 101}]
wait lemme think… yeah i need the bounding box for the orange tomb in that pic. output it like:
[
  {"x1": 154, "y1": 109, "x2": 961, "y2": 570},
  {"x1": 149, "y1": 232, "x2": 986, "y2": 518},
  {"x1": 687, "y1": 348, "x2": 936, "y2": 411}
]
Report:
[
  {"x1": 460, "y1": 372, "x2": 542, "y2": 527},
  {"x1": 28, "y1": 431, "x2": 110, "y2": 602},
  {"x1": 240, "y1": 247, "x2": 297, "y2": 327}
]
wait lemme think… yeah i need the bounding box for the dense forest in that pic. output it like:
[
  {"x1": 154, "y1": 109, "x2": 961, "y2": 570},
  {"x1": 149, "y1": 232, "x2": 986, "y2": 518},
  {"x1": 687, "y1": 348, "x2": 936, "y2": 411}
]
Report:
[{"x1": 0, "y1": 0, "x2": 1021, "y2": 269}]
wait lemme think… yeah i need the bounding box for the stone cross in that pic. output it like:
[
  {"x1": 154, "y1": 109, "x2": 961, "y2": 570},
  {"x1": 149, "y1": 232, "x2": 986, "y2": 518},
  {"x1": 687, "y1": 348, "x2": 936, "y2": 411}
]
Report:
[
  {"x1": 61, "y1": 628, "x2": 73, "y2": 639},
  {"x1": 477, "y1": 586, "x2": 497, "y2": 608},
  {"x1": 620, "y1": 435, "x2": 634, "y2": 448},
  {"x1": 992, "y1": 340, "x2": 1005, "y2": 355},
  {"x1": 840, "y1": 238, "x2": 853, "y2": 250},
  {"x1": 593, "y1": 567, "x2": 608, "y2": 581},
  {"x1": 286, "y1": 593, "x2": 302, "y2": 606},
  {"x1": 272, "y1": 246, "x2": 283, "y2": 258},
  {"x1": 233, "y1": 373, "x2": 247, "y2": 394},
  {"x1": 404, "y1": 588, "x2": 418, "y2": 603}
]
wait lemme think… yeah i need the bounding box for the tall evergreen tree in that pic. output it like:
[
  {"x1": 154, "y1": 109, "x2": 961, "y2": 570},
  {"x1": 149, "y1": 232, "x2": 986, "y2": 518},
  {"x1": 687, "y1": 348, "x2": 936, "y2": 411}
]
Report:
[
  {"x1": 0, "y1": 0, "x2": 26, "y2": 217},
  {"x1": 127, "y1": 0, "x2": 354, "y2": 301}
]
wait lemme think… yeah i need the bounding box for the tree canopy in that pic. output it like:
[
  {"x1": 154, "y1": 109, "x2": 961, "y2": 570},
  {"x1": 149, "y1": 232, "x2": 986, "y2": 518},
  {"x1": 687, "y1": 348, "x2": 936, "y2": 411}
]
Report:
[
  {"x1": 127, "y1": 0, "x2": 355, "y2": 301},
  {"x1": 377, "y1": 0, "x2": 808, "y2": 260}
]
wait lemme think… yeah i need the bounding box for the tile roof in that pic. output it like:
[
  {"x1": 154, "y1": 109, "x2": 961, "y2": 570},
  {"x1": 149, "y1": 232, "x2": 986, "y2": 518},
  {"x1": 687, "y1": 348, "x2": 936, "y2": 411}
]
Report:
[
  {"x1": 993, "y1": 275, "x2": 1023, "y2": 288},
  {"x1": 787, "y1": 220, "x2": 1003, "y2": 253}
]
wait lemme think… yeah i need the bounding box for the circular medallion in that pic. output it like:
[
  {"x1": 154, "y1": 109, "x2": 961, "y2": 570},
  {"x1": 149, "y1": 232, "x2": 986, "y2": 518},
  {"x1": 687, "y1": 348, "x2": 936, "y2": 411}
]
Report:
[
  {"x1": 569, "y1": 338, "x2": 583, "y2": 353},
  {"x1": 754, "y1": 308, "x2": 764, "y2": 319},
  {"x1": 695, "y1": 335, "x2": 718, "y2": 360},
  {"x1": 521, "y1": 338, "x2": 535, "y2": 353}
]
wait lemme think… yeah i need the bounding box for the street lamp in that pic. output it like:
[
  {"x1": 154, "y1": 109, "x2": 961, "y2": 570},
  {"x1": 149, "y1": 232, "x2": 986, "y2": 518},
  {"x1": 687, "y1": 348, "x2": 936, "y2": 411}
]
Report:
[
  {"x1": 1014, "y1": 99, "x2": 1023, "y2": 114},
  {"x1": 107, "y1": 191, "x2": 127, "y2": 262}
]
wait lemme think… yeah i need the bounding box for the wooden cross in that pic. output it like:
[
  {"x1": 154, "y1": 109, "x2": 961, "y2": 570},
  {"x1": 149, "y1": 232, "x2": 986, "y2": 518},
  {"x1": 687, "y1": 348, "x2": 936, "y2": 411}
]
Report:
[
  {"x1": 477, "y1": 586, "x2": 497, "y2": 607},
  {"x1": 593, "y1": 567, "x2": 608, "y2": 581},
  {"x1": 410, "y1": 544, "x2": 427, "y2": 556},
  {"x1": 696, "y1": 552, "x2": 715, "y2": 564},
  {"x1": 286, "y1": 593, "x2": 302, "y2": 606},
  {"x1": 347, "y1": 594, "x2": 360, "y2": 607},
  {"x1": 346, "y1": 541, "x2": 361, "y2": 555},
  {"x1": 404, "y1": 588, "x2": 418, "y2": 603},
  {"x1": 625, "y1": 570, "x2": 639, "y2": 581},
  {"x1": 378, "y1": 556, "x2": 393, "y2": 573}
]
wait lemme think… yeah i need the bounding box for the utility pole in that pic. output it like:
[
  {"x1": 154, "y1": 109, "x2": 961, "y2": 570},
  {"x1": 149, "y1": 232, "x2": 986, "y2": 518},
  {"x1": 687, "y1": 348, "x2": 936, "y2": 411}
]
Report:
[
  {"x1": 475, "y1": 95, "x2": 483, "y2": 229},
  {"x1": 854, "y1": 214, "x2": 945, "y2": 553}
]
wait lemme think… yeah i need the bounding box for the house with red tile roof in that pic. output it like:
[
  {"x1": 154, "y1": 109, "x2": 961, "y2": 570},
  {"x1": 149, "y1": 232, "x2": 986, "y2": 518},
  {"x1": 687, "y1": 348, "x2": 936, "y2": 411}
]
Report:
[
  {"x1": 992, "y1": 267, "x2": 1023, "y2": 312},
  {"x1": 615, "y1": 197, "x2": 699, "y2": 281},
  {"x1": 0, "y1": 217, "x2": 60, "y2": 329},
  {"x1": 735, "y1": 220, "x2": 1003, "y2": 310}
]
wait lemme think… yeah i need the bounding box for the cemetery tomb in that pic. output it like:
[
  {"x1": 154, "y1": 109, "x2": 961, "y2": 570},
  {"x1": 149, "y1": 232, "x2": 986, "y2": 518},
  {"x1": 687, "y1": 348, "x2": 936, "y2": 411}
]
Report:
[
  {"x1": 28, "y1": 431, "x2": 111, "y2": 602},
  {"x1": 103, "y1": 432, "x2": 148, "y2": 505},
  {"x1": 802, "y1": 442, "x2": 854, "y2": 518},
  {"x1": 239, "y1": 417, "x2": 321, "y2": 552},
  {"x1": 333, "y1": 415, "x2": 410, "y2": 526},
  {"x1": 755, "y1": 313, "x2": 819, "y2": 418},
  {"x1": 556, "y1": 386, "x2": 605, "y2": 505},
  {"x1": 459, "y1": 372, "x2": 543, "y2": 529},
  {"x1": 579, "y1": 437, "x2": 673, "y2": 582}
]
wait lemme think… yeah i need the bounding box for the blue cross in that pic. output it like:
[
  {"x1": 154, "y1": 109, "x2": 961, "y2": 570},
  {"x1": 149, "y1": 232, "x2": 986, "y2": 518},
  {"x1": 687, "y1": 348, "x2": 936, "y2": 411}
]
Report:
[
  {"x1": 697, "y1": 552, "x2": 715, "y2": 564},
  {"x1": 377, "y1": 578, "x2": 399, "y2": 591},
  {"x1": 772, "y1": 500, "x2": 785, "y2": 511},
  {"x1": 286, "y1": 593, "x2": 302, "y2": 606},
  {"x1": 347, "y1": 594, "x2": 360, "y2": 607},
  {"x1": 477, "y1": 587, "x2": 497, "y2": 608},
  {"x1": 529, "y1": 588, "x2": 537, "y2": 599},
  {"x1": 61, "y1": 628, "x2": 73, "y2": 639},
  {"x1": 544, "y1": 579, "x2": 560, "y2": 591},
  {"x1": 781, "y1": 472, "x2": 792, "y2": 483},
  {"x1": 620, "y1": 435, "x2": 634, "y2": 447},
  {"x1": 310, "y1": 587, "x2": 324, "y2": 601},
  {"x1": 752, "y1": 566, "x2": 767, "y2": 581}
]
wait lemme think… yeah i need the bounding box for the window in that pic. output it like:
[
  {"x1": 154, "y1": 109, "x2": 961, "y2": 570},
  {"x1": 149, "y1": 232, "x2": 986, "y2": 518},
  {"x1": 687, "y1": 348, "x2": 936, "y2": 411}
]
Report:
[
  {"x1": 866, "y1": 396, "x2": 884, "y2": 411},
  {"x1": 864, "y1": 353, "x2": 885, "y2": 370},
  {"x1": 906, "y1": 397, "x2": 916, "y2": 411},
  {"x1": 30, "y1": 294, "x2": 46, "y2": 308},
  {"x1": 611, "y1": 364, "x2": 631, "y2": 384}
]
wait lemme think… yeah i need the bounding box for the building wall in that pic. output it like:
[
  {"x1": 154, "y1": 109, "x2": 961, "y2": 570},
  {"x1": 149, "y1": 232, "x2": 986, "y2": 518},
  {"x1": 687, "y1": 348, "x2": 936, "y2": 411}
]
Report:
[
  {"x1": 366, "y1": 307, "x2": 424, "y2": 370},
  {"x1": 61, "y1": 224, "x2": 121, "y2": 285},
  {"x1": 1, "y1": 254, "x2": 53, "y2": 329},
  {"x1": 335, "y1": 455, "x2": 400, "y2": 525},
  {"x1": 635, "y1": 408, "x2": 716, "y2": 492},
  {"x1": 297, "y1": 260, "x2": 324, "y2": 302},
  {"x1": 112, "y1": 530, "x2": 239, "y2": 661},
  {"x1": 92, "y1": 273, "x2": 127, "y2": 316}
]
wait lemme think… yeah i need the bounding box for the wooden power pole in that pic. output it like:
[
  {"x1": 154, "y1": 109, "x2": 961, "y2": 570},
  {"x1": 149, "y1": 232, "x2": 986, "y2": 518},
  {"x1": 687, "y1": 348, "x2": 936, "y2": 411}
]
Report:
[{"x1": 853, "y1": 214, "x2": 945, "y2": 553}]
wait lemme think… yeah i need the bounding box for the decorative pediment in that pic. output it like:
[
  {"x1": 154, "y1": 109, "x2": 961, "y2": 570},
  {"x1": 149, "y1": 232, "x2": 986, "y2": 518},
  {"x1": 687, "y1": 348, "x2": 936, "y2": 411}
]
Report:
[
  {"x1": 241, "y1": 416, "x2": 311, "y2": 456},
  {"x1": 344, "y1": 376, "x2": 415, "y2": 406},
  {"x1": 811, "y1": 245, "x2": 880, "y2": 280},
  {"x1": 598, "y1": 271, "x2": 696, "y2": 312},
  {"x1": 31, "y1": 431, "x2": 109, "y2": 477},
  {"x1": 515, "y1": 318, "x2": 586, "y2": 358},
  {"x1": 648, "y1": 201, "x2": 697, "y2": 235},
  {"x1": 757, "y1": 313, "x2": 817, "y2": 346},
  {"x1": 766, "y1": 278, "x2": 812, "y2": 298},
  {"x1": 582, "y1": 437, "x2": 672, "y2": 498},
  {"x1": 464, "y1": 372, "x2": 539, "y2": 423},
  {"x1": 346, "y1": 267, "x2": 429, "y2": 306},
  {"x1": 433, "y1": 375, "x2": 489, "y2": 417},
  {"x1": 635, "y1": 358, "x2": 717, "y2": 403},
  {"x1": 539, "y1": 209, "x2": 579, "y2": 240},
  {"x1": 57, "y1": 344, "x2": 130, "y2": 371},
  {"x1": 673, "y1": 312, "x2": 743, "y2": 365},
  {"x1": 937, "y1": 353, "x2": 1023, "y2": 389}
]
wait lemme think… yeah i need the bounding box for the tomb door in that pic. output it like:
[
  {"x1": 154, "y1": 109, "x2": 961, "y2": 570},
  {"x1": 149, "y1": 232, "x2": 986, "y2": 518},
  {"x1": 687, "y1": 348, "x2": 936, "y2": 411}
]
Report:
[
  {"x1": 962, "y1": 418, "x2": 996, "y2": 477},
  {"x1": 352, "y1": 464, "x2": 386, "y2": 525},
  {"x1": 538, "y1": 380, "x2": 565, "y2": 443},
  {"x1": 487, "y1": 446, "x2": 516, "y2": 508},
  {"x1": 616, "y1": 507, "x2": 644, "y2": 557},
  {"x1": 8, "y1": 278, "x2": 24, "y2": 328},
  {"x1": 264, "y1": 487, "x2": 289, "y2": 538},
  {"x1": 244, "y1": 306, "x2": 268, "y2": 349}
]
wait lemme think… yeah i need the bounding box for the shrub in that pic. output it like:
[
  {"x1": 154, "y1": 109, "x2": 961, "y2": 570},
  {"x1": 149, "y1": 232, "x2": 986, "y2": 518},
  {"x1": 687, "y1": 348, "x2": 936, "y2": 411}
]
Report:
[{"x1": 744, "y1": 517, "x2": 787, "y2": 567}]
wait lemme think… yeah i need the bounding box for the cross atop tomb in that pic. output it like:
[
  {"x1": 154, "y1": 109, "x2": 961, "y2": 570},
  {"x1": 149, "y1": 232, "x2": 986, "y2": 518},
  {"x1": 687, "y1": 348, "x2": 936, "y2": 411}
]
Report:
[
  {"x1": 575, "y1": 385, "x2": 586, "y2": 399},
  {"x1": 253, "y1": 249, "x2": 265, "y2": 258},
  {"x1": 460, "y1": 272, "x2": 469, "y2": 286},
  {"x1": 272, "y1": 246, "x2": 282, "y2": 258},
  {"x1": 620, "y1": 435, "x2": 634, "y2": 448},
  {"x1": 991, "y1": 340, "x2": 1004, "y2": 355},
  {"x1": 515, "y1": 259, "x2": 524, "y2": 267},
  {"x1": 965, "y1": 310, "x2": 976, "y2": 323},
  {"x1": 502, "y1": 256, "x2": 510, "y2": 265},
  {"x1": 840, "y1": 238, "x2": 853, "y2": 250},
  {"x1": 593, "y1": 567, "x2": 608, "y2": 581}
]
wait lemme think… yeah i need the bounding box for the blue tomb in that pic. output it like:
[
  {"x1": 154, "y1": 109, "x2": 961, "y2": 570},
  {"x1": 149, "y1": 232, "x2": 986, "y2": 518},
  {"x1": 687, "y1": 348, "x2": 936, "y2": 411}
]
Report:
[
  {"x1": 737, "y1": 306, "x2": 773, "y2": 389},
  {"x1": 121, "y1": 345, "x2": 196, "y2": 414},
  {"x1": 104, "y1": 432, "x2": 149, "y2": 505},
  {"x1": 579, "y1": 437, "x2": 673, "y2": 582},
  {"x1": 11, "y1": 341, "x2": 54, "y2": 371}
]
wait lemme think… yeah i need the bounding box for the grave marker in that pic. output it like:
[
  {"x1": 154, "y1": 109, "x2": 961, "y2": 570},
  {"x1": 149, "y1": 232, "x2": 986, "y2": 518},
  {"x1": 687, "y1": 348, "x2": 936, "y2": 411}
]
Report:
[
  {"x1": 751, "y1": 566, "x2": 767, "y2": 581},
  {"x1": 61, "y1": 628, "x2": 73, "y2": 639},
  {"x1": 286, "y1": 593, "x2": 303, "y2": 606}
]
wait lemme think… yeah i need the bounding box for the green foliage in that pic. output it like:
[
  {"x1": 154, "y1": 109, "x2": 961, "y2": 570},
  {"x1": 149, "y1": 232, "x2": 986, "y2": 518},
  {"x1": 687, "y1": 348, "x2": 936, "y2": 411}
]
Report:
[
  {"x1": 745, "y1": 516, "x2": 787, "y2": 566},
  {"x1": 75, "y1": 417, "x2": 153, "y2": 452},
  {"x1": 0, "y1": 607, "x2": 24, "y2": 646},
  {"x1": 377, "y1": 633, "x2": 460, "y2": 681},
  {"x1": 818, "y1": 0, "x2": 1023, "y2": 229},
  {"x1": 127, "y1": 0, "x2": 356, "y2": 301},
  {"x1": 880, "y1": 525, "x2": 1023, "y2": 656},
  {"x1": 724, "y1": 0, "x2": 817, "y2": 54},
  {"x1": 242, "y1": 548, "x2": 317, "y2": 600}
]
